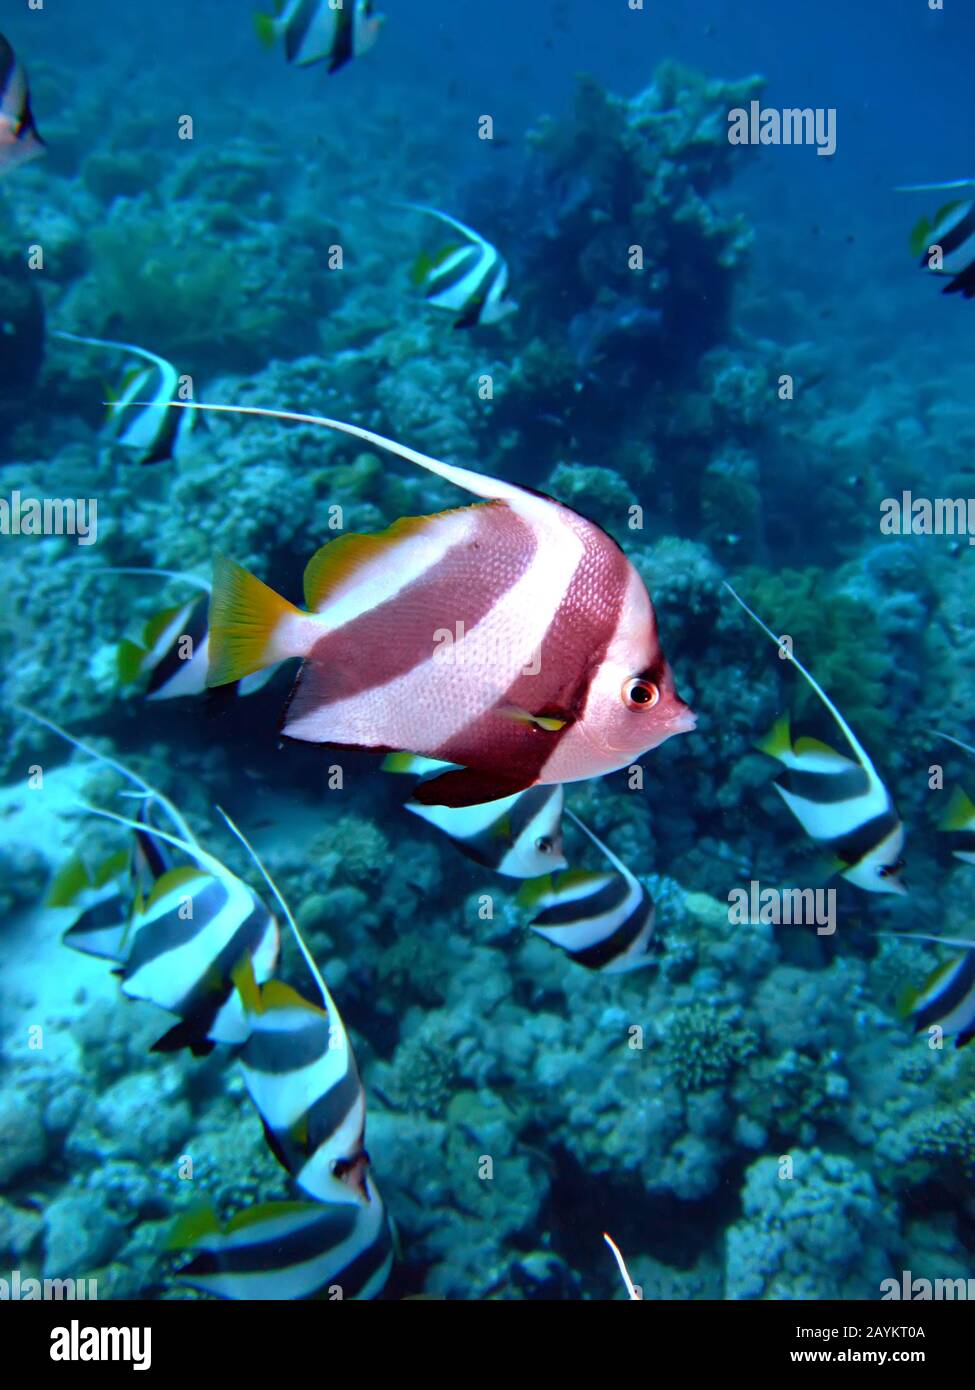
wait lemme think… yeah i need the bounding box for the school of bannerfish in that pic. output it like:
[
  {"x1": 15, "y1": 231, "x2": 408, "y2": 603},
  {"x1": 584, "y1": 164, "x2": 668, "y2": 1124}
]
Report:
[{"x1": 3, "y1": 9, "x2": 974, "y2": 1301}]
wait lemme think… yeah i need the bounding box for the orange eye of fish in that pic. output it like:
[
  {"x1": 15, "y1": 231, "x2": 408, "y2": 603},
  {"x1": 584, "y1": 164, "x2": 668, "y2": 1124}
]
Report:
[{"x1": 622, "y1": 678, "x2": 659, "y2": 710}]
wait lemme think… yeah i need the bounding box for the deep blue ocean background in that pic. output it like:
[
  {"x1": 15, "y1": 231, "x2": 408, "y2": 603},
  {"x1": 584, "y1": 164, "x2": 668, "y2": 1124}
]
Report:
[{"x1": 1, "y1": 0, "x2": 974, "y2": 1304}]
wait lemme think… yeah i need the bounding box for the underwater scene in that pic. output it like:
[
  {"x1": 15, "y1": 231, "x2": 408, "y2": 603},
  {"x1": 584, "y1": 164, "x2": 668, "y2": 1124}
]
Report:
[{"x1": 1, "y1": 0, "x2": 975, "y2": 1311}]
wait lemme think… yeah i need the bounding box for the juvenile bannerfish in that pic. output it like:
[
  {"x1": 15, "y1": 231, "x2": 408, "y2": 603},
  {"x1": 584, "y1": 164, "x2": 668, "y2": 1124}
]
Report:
[
  {"x1": 104, "y1": 568, "x2": 276, "y2": 701},
  {"x1": 382, "y1": 751, "x2": 566, "y2": 878},
  {"x1": 0, "y1": 32, "x2": 44, "y2": 175},
  {"x1": 19, "y1": 710, "x2": 282, "y2": 1055},
  {"x1": 55, "y1": 331, "x2": 196, "y2": 465},
  {"x1": 898, "y1": 180, "x2": 975, "y2": 300},
  {"x1": 140, "y1": 403, "x2": 694, "y2": 808},
  {"x1": 517, "y1": 810, "x2": 657, "y2": 973},
  {"x1": 935, "y1": 733, "x2": 975, "y2": 864},
  {"x1": 892, "y1": 932, "x2": 975, "y2": 1049},
  {"x1": 404, "y1": 203, "x2": 516, "y2": 329},
  {"x1": 726, "y1": 583, "x2": 906, "y2": 895},
  {"x1": 253, "y1": 0, "x2": 384, "y2": 72},
  {"x1": 171, "y1": 1195, "x2": 392, "y2": 1301}
]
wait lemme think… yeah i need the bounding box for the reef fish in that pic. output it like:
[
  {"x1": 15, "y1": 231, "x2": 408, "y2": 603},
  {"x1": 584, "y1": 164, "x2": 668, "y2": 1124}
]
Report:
[
  {"x1": 935, "y1": 734, "x2": 975, "y2": 864},
  {"x1": 52, "y1": 802, "x2": 172, "y2": 960},
  {"x1": 196, "y1": 404, "x2": 695, "y2": 809},
  {"x1": 727, "y1": 585, "x2": 906, "y2": 895},
  {"x1": 55, "y1": 331, "x2": 196, "y2": 465},
  {"x1": 895, "y1": 933, "x2": 975, "y2": 1048},
  {"x1": 22, "y1": 711, "x2": 282, "y2": 1055},
  {"x1": 939, "y1": 787, "x2": 975, "y2": 865},
  {"x1": 0, "y1": 32, "x2": 44, "y2": 175},
  {"x1": 406, "y1": 203, "x2": 516, "y2": 328},
  {"x1": 108, "y1": 568, "x2": 276, "y2": 701},
  {"x1": 383, "y1": 752, "x2": 566, "y2": 878},
  {"x1": 254, "y1": 0, "x2": 384, "y2": 72},
  {"x1": 899, "y1": 180, "x2": 975, "y2": 300},
  {"x1": 172, "y1": 1195, "x2": 392, "y2": 1301},
  {"x1": 517, "y1": 810, "x2": 657, "y2": 973}
]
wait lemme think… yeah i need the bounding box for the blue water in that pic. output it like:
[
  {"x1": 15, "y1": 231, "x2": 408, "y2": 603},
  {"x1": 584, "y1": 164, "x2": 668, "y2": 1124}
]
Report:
[{"x1": 1, "y1": 0, "x2": 973, "y2": 1303}]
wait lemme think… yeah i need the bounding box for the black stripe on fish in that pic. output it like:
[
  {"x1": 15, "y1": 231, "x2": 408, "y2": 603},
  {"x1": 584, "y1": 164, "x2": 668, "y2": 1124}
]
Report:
[
  {"x1": 329, "y1": 4, "x2": 355, "y2": 71},
  {"x1": 245, "y1": 1011, "x2": 333, "y2": 1074},
  {"x1": 164, "y1": 900, "x2": 274, "y2": 1028},
  {"x1": 424, "y1": 245, "x2": 484, "y2": 299},
  {"x1": 284, "y1": 0, "x2": 323, "y2": 63},
  {"x1": 125, "y1": 878, "x2": 227, "y2": 971},
  {"x1": 63, "y1": 886, "x2": 129, "y2": 961},
  {"x1": 140, "y1": 403, "x2": 183, "y2": 466},
  {"x1": 145, "y1": 595, "x2": 209, "y2": 697},
  {"x1": 911, "y1": 951, "x2": 975, "y2": 1035},
  {"x1": 454, "y1": 258, "x2": 507, "y2": 329},
  {"x1": 569, "y1": 892, "x2": 655, "y2": 972},
  {"x1": 931, "y1": 202, "x2": 975, "y2": 260},
  {"x1": 824, "y1": 806, "x2": 900, "y2": 868},
  {"x1": 779, "y1": 764, "x2": 869, "y2": 805},
  {"x1": 532, "y1": 876, "x2": 629, "y2": 929}
]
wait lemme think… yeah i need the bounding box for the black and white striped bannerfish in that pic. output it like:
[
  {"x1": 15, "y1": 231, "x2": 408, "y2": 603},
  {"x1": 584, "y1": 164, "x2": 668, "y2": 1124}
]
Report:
[
  {"x1": 726, "y1": 584, "x2": 907, "y2": 895},
  {"x1": 0, "y1": 31, "x2": 44, "y2": 176},
  {"x1": 382, "y1": 753, "x2": 566, "y2": 878},
  {"x1": 48, "y1": 846, "x2": 135, "y2": 963},
  {"x1": 517, "y1": 810, "x2": 657, "y2": 973},
  {"x1": 53, "y1": 798, "x2": 173, "y2": 960},
  {"x1": 893, "y1": 933, "x2": 975, "y2": 1049},
  {"x1": 55, "y1": 331, "x2": 197, "y2": 465},
  {"x1": 170, "y1": 1192, "x2": 392, "y2": 1301},
  {"x1": 20, "y1": 710, "x2": 281, "y2": 1055},
  {"x1": 106, "y1": 568, "x2": 276, "y2": 701},
  {"x1": 404, "y1": 203, "x2": 517, "y2": 329},
  {"x1": 254, "y1": 0, "x2": 384, "y2": 72},
  {"x1": 936, "y1": 733, "x2": 975, "y2": 864},
  {"x1": 199, "y1": 813, "x2": 393, "y2": 1296},
  {"x1": 898, "y1": 180, "x2": 975, "y2": 300}
]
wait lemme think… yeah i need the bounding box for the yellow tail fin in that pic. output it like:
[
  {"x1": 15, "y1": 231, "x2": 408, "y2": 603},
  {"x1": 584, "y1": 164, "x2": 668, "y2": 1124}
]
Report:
[
  {"x1": 755, "y1": 712, "x2": 792, "y2": 761},
  {"x1": 207, "y1": 556, "x2": 301, "y2": 687}
]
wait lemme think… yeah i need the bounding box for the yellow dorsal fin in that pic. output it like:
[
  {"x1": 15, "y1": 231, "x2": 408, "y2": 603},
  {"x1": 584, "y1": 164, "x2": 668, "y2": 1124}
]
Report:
[
  {"x1": 46, "y1": 855, "x2": 93, "y2": 908},
  {"x1": 144, "y1": 865, "x2": 209, "y2": 912},
  {"x1": 793, "y1": 735, "x2": 847, "y2": 761},
  {"x1": 258, "y1": 978, "x2": 326, "y2": 1017},
  {"x1": 940, "y1": 786, "x2": 975, "y2": 832},
  {"x1": 302, "y1": 505, "x2": 487, "y2": 610}
]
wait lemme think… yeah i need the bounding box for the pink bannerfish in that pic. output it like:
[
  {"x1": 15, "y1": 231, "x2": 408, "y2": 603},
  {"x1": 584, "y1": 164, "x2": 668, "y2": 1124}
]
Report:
[{"x1": 166, "y1": 404, "x2": 695, "y2": 807}]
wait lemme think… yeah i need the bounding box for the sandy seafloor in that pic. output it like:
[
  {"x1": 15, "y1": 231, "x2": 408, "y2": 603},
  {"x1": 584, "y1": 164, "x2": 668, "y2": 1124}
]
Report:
[{"x1": 0, "y1": 0, "x2": 974, "y2": 1300}]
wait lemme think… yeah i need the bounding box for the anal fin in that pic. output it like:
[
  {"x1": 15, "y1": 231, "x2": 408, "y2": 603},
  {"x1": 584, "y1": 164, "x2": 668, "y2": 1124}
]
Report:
[{"x1": 411, "y1": 767, "x2": 537, "y2": 809}]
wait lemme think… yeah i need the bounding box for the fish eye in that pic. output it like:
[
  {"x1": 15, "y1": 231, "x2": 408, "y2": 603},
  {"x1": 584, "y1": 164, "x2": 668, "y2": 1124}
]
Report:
[
  {"x1": 621, "y1": 678, "x2": 660, "y2": 710},
  {"x1": 535, "y1": 836, "x2": 553, "y2": 854},
  {"x1": 878, "y1": 858, "x2": 905, "y2": 879}
]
